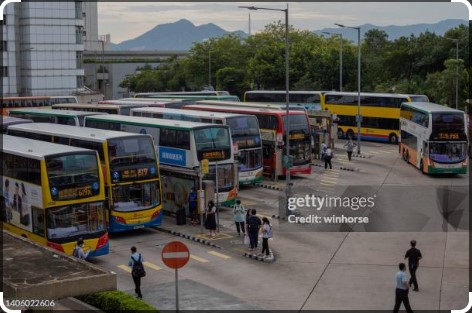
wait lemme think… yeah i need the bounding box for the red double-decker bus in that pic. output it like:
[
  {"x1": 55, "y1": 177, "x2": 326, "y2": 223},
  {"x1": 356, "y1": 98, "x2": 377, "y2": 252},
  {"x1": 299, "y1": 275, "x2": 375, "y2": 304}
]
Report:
[{"x1": 183, "y1": 103, "x2": 312, "y2": 177}]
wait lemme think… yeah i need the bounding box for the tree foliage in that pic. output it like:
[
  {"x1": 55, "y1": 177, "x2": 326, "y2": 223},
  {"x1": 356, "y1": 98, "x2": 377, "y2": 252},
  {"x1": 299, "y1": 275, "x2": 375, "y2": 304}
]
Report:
[{"x1": 121, "y1": 23, "x2": 470, "y2": 109}]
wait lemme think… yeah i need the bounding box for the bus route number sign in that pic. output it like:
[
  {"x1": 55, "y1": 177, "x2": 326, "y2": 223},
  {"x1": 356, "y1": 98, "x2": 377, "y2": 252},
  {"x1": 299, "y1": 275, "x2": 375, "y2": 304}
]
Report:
[{"x1": 201, "y1": 159, "x2": 209, "y2": 174}]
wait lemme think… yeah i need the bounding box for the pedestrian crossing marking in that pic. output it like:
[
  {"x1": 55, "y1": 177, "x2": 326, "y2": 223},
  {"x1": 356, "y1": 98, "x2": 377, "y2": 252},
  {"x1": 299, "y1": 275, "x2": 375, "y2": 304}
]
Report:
[
  {"x1": 320, "y1": 176, "x2": 338, "y2": 182},
  {"x1": 197, "y1": 232, "x2": 232, "y2": 241},
  {"x1": 117, "y1": 265, "x2": 131, "y2": 273},
  {"x1": 143, "y1": 261, "x2": 162, "y2": 271},
  {"x1": 317, "y1": 189, "x2": 333, "y2": 194},
  {"x1": 368, "y1": 151, "x2": 380, "y2": 154},
  {"x1": 379, "y1": 150, "x2": 392, "y2": 153},
  {"x1": 208, "y1": 250, "x2": 231, "y2": 259},
  {"x1": 190, "y1": 254, "x2": 209, "y2": 263},
  {"x1": 320, "y1": 181, "x2": 336, "y2": 186}
]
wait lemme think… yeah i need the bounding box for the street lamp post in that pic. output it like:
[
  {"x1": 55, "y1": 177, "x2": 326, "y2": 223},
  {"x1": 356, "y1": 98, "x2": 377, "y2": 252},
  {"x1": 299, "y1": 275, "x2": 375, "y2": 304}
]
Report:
[
  {"x1": 322, "y1": 32, "x2": 343, "y2": 91},
  {"x1": 446, "y1": 37, "x2": 459, "y2": 109},
  {"x1": 335, "y1": 23, "x2": 361, "y2": 154},
  {"x1": 239, "y1": 4, "x2": 292, "y2": 214}
]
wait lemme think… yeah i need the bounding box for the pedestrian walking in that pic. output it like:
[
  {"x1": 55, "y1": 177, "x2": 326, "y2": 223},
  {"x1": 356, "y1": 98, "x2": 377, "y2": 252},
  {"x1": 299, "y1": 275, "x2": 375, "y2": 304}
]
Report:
[
  {"x1": 188, "y1": 187, "x2": 198, "y2": 225},
  {"x1": 324, "y1": 147, "x2": 333, "y2": 169},
  {"x1": 393, "y1": 263, "x2": 414, "y2": 313},
  {"x1": 205, "y1": 200, "x2": 217, "y2": 238},
  {"x1": 233, "y1": 200, "x2": 246, "y2": 237},
  {"x1": 343, "y1": 138, "x2": 356, "y2": 161},
  {"x1": 246, "y1": 209, "x2": 261, "y2": 251},
  {"x1": 260, "y1": 217, "x2": 272, "y2": 258},
  {"x1": 405, "y1": 240, "x2": 422, "y2": 291},
  {"x1": 72, "y1": 238, "x2": 90, "y2": 260},
  {"x1": 321, "y1": 142, "x2": 328, "y2": 161},
  {"x1": 128, "y1": 246, "x2": 144, "y2": 299}
]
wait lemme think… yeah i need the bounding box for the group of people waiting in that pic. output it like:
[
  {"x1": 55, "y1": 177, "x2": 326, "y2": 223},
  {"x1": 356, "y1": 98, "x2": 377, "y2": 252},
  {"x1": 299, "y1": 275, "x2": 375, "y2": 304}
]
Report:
[{"x1": 232, "y1": 200, "x2": 272, "y2": 257}]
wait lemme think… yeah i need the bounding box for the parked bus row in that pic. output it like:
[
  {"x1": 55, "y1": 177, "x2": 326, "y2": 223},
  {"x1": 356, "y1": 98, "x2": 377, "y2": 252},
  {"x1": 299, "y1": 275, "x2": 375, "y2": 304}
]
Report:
[{"x1": 1, "y1": 96, "x2": 78, "y2": 115}]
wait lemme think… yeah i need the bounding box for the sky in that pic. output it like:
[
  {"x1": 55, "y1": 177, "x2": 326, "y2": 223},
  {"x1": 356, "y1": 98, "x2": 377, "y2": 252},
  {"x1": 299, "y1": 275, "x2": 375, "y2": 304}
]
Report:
[{"x1": 98, "y1": 2, "x2": 469, "y2": 44}]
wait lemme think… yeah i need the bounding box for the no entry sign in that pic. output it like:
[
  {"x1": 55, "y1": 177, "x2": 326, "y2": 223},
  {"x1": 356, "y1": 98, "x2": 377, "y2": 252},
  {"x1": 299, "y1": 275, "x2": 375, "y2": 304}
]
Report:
[{"x1": 161, "y1": 241, "x2": 190, "y2": 269}]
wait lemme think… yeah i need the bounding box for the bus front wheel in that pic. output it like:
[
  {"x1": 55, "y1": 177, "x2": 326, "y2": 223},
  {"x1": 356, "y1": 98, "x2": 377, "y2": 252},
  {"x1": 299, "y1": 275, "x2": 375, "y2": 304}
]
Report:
[
  {"x1": 388, "y1": 133, "x2": 398, "y2": 144},
  {"x1": 337, "y1": 129, "x2": 344, "y2": 139}
]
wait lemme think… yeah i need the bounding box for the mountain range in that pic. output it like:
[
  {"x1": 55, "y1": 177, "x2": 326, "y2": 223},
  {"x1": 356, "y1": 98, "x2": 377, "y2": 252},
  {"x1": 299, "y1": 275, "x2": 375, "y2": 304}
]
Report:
[{"x1": 109, "y1": 18, "x2": 467, "y2": 51}]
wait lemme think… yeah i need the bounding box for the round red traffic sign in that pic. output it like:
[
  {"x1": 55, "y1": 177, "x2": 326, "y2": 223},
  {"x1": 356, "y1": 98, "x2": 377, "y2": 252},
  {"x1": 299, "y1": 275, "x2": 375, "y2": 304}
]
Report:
[{"x1": 161, "y1": 241, "x2": 190, "y2": 269}]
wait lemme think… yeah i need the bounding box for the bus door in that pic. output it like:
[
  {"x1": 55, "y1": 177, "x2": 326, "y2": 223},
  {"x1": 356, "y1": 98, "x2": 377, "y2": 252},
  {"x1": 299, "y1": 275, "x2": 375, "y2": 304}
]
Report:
[{"x1": 260, "y1": 130, "x2": 278, "y2": 179}]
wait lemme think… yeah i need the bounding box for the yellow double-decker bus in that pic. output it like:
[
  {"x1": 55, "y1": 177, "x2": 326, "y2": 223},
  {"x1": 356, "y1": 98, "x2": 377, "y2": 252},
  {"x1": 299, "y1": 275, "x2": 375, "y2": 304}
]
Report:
[
  {"x1": 323, "y1": 92, "x2": 428, "y2": 144},
  {"x1": 2, "y1": 135, "x2": 109, "y2": 257},
  {"x1": 7, "y1": 123, "x2": 163, "y2": 233}
]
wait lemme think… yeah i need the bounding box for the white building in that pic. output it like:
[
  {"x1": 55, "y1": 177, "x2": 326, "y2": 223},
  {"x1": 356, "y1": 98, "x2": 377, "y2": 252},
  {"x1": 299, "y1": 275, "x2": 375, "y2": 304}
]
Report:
[{"x1": 2, "y1": 1, "x2": 94, "y2": 96}]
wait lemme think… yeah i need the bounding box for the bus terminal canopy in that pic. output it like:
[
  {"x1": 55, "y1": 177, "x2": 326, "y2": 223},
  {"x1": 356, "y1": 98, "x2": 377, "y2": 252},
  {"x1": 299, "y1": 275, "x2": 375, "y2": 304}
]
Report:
[{"x1": 2, "y1": 231, "x2": 116, "y2": 300}]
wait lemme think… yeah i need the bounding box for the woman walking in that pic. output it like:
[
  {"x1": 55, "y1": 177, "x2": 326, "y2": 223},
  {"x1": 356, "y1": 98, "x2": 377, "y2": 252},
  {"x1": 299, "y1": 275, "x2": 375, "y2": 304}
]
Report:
[
  {"x1": 205, "y1": 200, "x2": 217, "y2": 238},
  {"x1": 343, "y1": 138, "x2": 356, "y2": 161},
  {"x1": 260, "y1": 217, "x2": 272, "y2": 258}
]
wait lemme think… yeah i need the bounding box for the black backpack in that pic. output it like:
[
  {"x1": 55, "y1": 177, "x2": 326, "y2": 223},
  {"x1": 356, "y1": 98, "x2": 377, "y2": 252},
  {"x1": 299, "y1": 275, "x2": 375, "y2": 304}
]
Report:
[{"x1": 131, "y1": 254, "x2": 146, "y2": 278}]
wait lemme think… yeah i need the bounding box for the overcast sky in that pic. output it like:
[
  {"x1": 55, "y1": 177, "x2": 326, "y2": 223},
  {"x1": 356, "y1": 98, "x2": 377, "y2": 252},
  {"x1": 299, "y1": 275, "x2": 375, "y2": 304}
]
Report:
[{"x1": 98, "y1": 2, "x2": 469, "y2": 44}]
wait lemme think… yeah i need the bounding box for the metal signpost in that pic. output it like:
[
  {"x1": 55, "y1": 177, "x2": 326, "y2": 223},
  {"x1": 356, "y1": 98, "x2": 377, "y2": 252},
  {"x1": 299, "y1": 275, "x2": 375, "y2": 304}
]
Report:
[{"x1": 161, "y1": 241, "x2": 190, "y2": 312}]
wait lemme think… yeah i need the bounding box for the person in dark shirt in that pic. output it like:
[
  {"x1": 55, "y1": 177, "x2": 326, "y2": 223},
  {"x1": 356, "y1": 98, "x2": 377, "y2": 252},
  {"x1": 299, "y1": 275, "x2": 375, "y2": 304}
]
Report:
[
  {"x1": 404, "y1": 240, "x2": 422, "y2": 291},
  {"x1": 246, "y1": 209, "x2": 261, "y2": 251}
]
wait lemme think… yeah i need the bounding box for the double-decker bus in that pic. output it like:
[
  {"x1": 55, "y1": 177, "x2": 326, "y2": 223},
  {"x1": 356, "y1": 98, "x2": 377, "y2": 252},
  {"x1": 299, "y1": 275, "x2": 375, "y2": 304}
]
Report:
[
  {"x1": 52, "y1": 103, "x2": 148, "y2": 116},
  {"x1": 104, "y1": 98, "x2": 192, "y2": 109},
  {"x1": 131, "y1": 107, "x2": 263, "y2": 185},
  {"x1": 184, "y1": 103, "x2": 312, "y2": 177},
  {"x1": 134, "y1": 91, "x2": 231, "y2": 97},
  {"x1": 244, "y1": 90, "x2": 323, "y2": 111},
  {"x1": 9, "y1": 108, "x2": 105, "y2": 126},
  {"x1": 399, "y1": 102, "x2": 468, "y2": 174},
  {"x1": 1, "y1": 116, "x2": 32, "y2": 133},
  {"x1": 137, "y1": 94, "x2": 241, "y2": 102},
  {"x1": 1, "y1": 96, "x2": 78, "y2": 115},
  {"x1": 7, "y1": 123, "x2": 163, "y2": 232},
  {"x1": 322, "y1": 92, "x2": 427, "y2": 144},
  {"x1": 84, "y1": 115, "x2": 238, "y2": 208},
  {"x1": 2, "y1": 135, "x2": 109, "y2": 257}
]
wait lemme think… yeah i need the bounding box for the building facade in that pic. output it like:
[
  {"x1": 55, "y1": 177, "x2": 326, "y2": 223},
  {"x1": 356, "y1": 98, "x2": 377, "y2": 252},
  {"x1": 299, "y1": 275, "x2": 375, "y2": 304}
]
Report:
[{"x1": 2, "y1": 1, "x2": 89, "y2": 96}]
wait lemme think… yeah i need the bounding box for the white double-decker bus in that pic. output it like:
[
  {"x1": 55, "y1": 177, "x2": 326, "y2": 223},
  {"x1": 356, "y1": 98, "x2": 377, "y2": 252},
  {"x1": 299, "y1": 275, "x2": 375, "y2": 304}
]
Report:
[
  {"x1": 130, "y1": 107, "x2": 263, "y2": 185},
  {"x1": 399, "y1": 102, "x2": 468, "y2": 174},
  {"x1": 84, "y1": 114, "x2": 238, "y2": 209}
]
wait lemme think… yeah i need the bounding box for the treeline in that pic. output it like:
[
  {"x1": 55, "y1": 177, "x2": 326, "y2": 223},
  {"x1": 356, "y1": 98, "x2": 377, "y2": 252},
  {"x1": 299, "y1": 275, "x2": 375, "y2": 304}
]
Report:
[{"x1": 120, "y1": 22, "x2": 469, "y2": 109}]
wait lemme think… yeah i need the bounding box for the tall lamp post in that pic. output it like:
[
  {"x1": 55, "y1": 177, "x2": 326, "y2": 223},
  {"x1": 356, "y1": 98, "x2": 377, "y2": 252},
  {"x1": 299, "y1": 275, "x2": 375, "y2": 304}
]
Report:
[
  {"x1": 239, "y1": 4, "x2": 292, "y2": 213},
  {"x1": 445, "y1": 37, "x2": 459, "y2": 109},
  {"x1": 322, "y1": 31, "x2": 343, "y2": 91},
  {"x1": 335, "y1": 23, "x2": 361, "y2": 154}
]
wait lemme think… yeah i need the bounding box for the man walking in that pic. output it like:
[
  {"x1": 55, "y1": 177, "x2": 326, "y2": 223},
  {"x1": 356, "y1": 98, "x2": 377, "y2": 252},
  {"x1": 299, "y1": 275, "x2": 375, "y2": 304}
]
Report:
[
  {"x1": 343, "y1": 138, "x2": 356, "y2": 161},
  {"x1": 324, "y1": 147, "x2": 333, "y2": 169},
  {"x1": 128, "y1": 246, "x2": 144, "y2": 299},
  {"x1": 405, "y1": 240, "x2": 422, "y2": 291},
  {"x1": 393, "y1": 263, "x2": 414, "y2": 313}
]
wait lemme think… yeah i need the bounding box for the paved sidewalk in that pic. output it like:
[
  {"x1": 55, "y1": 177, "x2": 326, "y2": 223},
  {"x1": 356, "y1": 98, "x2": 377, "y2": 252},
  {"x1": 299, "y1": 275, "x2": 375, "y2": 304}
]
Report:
[{"x1": 157, "y1": 208, "x2": 275, "y2": 263}]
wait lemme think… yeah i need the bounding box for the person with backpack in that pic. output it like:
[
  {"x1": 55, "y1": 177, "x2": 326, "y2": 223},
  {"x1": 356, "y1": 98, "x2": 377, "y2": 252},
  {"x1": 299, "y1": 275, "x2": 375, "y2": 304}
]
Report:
[
  {"x1": 260, "y1": 217, "x2": 272, "y2": 258},
  {"x1": 128, "y1": 246, "x2": 145, "y2": 299},
  {"x1": 321, "y1": 142, "x2": 328, "y2": 161},
  {"x1": 325, "y1": 147, "x2": 333, "y2": 169},
  {"x1": 233, "y1": 200, "x2": 246, "y2": 237},
  {"x1": 73, "y1": 238, "x2": 89, "y2": 260}
]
